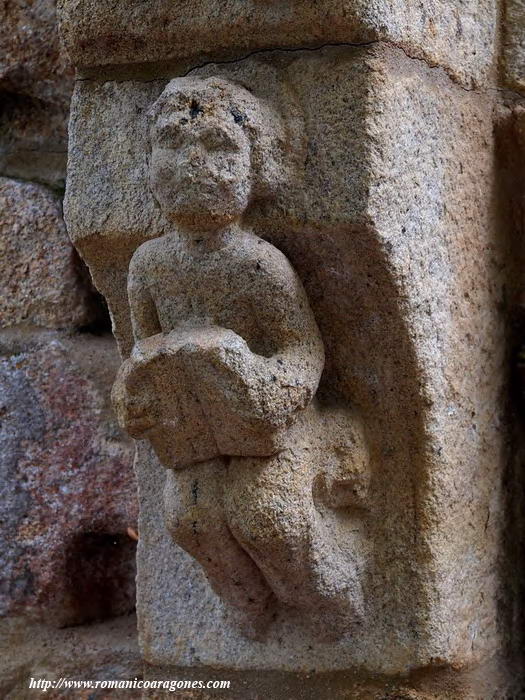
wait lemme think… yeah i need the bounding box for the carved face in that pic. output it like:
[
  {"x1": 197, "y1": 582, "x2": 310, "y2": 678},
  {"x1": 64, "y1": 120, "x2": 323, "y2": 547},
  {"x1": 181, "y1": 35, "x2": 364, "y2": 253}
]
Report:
[{"x1": 150, "y1": 100, "x2": 252, "y2": 231}]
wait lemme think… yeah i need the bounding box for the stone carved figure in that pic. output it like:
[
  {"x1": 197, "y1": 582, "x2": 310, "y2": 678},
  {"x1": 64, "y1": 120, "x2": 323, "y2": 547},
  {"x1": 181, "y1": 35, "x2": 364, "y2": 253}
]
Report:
[{"x1": 112, "y1": 76, "x2": 369, "y2": 638}]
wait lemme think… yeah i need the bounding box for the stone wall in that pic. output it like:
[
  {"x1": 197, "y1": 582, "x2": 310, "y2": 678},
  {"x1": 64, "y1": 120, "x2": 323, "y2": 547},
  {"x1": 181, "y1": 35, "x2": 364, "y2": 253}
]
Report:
[
  {"x1": 0, "y1": 0, "x2": 137, "y2": 630},
  {"x1": 56, "y1": 0, "x2": 525, "y2": 696},
  {"x1": 2, "y1": 0, "x2": 525, "y2": 697}
]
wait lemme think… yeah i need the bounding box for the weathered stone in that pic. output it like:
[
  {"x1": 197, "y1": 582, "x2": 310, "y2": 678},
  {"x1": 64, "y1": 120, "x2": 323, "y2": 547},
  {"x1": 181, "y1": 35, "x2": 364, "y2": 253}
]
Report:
[
  {"x1": 0, "y1": 94, "x2": 68, "y2": 189},
  {"x1": 109, "y1": 75, "x2": 369, "y2": 641},
  {"x1": 503, "y1": 0, "x2": 525, "y2": 93},
  {"x1": 0, "y1": 333, "x2": 137, "y2": 626},
  {"x1": 65, "y1": 80, "x2": 168, "y2": 352},
  {"x1": 0, "y1": 614, "x2": 518, "y2": 700},
  {"x1": 0, "y1": 177, "x2": 96, "y2": 330},
  {"x1": 63, "y1": 42, "x2": 508, "y2": 675},
  {"x1": 0, "y1": 614, "x2": 141, "y2": 699},
  {"x1": 0, "y1": 0, "x2": 71, "y2": 188},
  {"x1": 141, "y1": 657, "x2": 522, "y2": 700},
  {"x1": 0, "y1": 0, "x2": 73, "y2": 104},
  {"x1": 0, "y1": 610, "x2": 520, "y2": 700},
  {"x1": 56, "y1": 0, "x2": 496, "y2": 88}
]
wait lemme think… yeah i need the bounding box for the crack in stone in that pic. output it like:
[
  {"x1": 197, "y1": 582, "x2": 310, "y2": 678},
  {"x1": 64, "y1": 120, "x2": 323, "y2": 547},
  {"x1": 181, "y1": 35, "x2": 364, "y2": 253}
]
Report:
[
  {"x1": 179, "y1": 40, "x2": 380, "y2": 78},
  {"x1": 73, "y1": 38, "x2": 525, "y2": 102},
  {"x1": 72, "y1": 39, "x2": 469, "y2": 89}
]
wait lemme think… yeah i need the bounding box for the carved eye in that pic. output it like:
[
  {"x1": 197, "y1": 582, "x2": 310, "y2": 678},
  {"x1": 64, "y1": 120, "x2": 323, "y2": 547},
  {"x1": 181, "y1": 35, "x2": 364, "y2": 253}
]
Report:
[{"x1": 155, "y1": 123, "x2": 184, "y2": 149}]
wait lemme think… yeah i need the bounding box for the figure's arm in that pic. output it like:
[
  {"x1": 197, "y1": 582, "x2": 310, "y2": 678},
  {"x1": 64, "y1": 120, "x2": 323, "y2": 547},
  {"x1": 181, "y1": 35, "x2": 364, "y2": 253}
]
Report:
[
  {"x1": 243, "y1": 251, "x2": 325, "y2": 416},
  {"x1": 184, "y1": 244, "x2": 325, "y2": 434},
  {"x1": 112, "y1": 246, "x2": 163, "y2": 438},
  {"x1": 127, "y1": 248, "x2": 162, "y2": 341}
]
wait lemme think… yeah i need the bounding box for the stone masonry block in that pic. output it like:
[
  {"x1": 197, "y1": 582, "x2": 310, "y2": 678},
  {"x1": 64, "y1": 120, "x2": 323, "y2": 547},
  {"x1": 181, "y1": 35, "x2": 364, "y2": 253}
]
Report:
[
  {"x1": 0, "y1": 333, "x2": 137, "y2": 626},
  {"x1": 57, "y1": 0, "x2": 496, "y2": 88},
  {"x1": 0, "y1": 177, "x2": 95, "y2": 330},
  {"x1": 63, "y1": 43, "x2": 506, "y2": 672}
]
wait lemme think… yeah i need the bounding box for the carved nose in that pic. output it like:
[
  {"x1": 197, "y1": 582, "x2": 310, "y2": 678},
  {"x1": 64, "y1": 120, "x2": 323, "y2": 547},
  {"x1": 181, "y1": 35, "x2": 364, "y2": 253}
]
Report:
[{"x1": 178, "y1": 143, "x2": 205, "y2": 167}]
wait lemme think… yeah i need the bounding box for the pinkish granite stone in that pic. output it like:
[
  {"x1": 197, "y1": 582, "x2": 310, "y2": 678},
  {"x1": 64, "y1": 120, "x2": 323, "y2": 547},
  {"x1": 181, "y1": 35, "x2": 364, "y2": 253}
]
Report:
[{"x1": 0, "y1": 333, "x2": 137, "y2": 626}]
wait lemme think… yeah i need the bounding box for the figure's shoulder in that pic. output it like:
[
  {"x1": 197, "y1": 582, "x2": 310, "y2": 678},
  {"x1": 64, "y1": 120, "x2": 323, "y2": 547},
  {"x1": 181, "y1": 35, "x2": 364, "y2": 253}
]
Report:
[
  {"x1": 234, "y1": 231, "x2": 296, "y2": 279},
  {"x1": 130, "y1": 236, "x2": 160, "y2": 269},
  {"x1": 130, "y1": 233, "x2": 181, "y2": 275}
]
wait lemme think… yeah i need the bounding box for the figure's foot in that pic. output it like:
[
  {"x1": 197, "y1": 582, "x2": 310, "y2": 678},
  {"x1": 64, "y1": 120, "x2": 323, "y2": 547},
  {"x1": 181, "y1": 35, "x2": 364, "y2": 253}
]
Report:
[
  {"x1": 287, "y1": 591, "x2": 363, "y2": 643},
  {"x1": 230, "y1": 593, "x2": 277, "y2": 641},
  {"x1": 313, "y1": 605, "x2": 361, "y2": 642}
]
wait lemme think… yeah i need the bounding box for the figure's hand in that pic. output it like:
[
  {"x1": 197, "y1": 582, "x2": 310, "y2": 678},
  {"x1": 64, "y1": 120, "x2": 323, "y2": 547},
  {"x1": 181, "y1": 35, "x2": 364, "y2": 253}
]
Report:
[
  {"x1": 120, "y1": 400, "x2": 156, "y2": 438},
  {"x1": 111, "y1": 359, "x2": 156, "y2": 438},
  {"x1": 172, "y1": 325, "x2": 248, "y2": 357}
]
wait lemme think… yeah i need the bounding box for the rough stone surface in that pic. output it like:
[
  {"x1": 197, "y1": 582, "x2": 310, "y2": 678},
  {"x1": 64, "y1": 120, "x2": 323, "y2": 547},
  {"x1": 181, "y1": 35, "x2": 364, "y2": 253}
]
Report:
[
  {"x1": 0, "y1": 614, "x2": 518, "y2": 700},
  {"x1": 63, "y1": 43, "x2": 508, "y2": 675},
  {"x1": 0, "y1": 0, "x2": 72, "y2": 187},
  {"x1": 0, "y1": 0, "x2": 73, "y2": 104},
  {"x1": 0, "y1": 177, "x2": 95, "y2": 330},
  {"x1": 56, "y1": 0, "x2": 496, "y2": 88},
  {"x1": 142, "y1": 658, "x2": 521, "y2": 700},
  {"x1": 503, "y1": 0, "x2": 525, "y2": 93},
  {"x1": 0, "y1": 94, "x2": 69, "y2": 189},
  {"x1": 110, "y1": 75, "x2": 369, "y2": 641},
  {"x1": 0, "y1": 332, "x2": 137, "y2": 626},
  {"x1": 65, "y1": 80, "x2": 168, "y2": 353},
  {"x1": 0, "y1": 0, "x2": 142, "y2": 657},
  {"x1": 0, "y1": 614, "x2": 141, "y2": 699}
]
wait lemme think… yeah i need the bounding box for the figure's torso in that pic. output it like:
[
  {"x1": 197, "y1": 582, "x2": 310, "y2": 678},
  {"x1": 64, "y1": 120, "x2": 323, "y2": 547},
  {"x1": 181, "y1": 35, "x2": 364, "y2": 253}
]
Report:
[{"x1": 129, "y1": 229, "x2": 296, "y2": 356}]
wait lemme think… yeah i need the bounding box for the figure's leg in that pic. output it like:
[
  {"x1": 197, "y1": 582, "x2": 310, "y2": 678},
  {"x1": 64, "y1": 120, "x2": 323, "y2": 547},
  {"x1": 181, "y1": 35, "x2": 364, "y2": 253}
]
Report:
[
  {"x1": 163, "y1": 459, "x2": 274, "y2": 636},
  {"x1": 224, "y1": 449, "x2": 363, "y2": 635}
]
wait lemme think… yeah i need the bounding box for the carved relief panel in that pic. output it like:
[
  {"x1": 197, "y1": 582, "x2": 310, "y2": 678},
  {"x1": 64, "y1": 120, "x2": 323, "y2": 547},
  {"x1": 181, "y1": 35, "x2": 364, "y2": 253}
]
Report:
[
  {"x1": 111, "y1": 75, "x2": 370, "y2": 640},
  {"x1": 64, "y1": 46, "x2": 503, "y2": 673}
]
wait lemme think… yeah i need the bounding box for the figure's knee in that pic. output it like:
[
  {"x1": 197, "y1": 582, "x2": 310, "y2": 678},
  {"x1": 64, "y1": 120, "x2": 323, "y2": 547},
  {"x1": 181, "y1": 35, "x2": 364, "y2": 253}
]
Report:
[
  {"x1": 226, "y1": 469, "x2": 312, "y2": 554},
  {"x1": 163, "y1": 468, "x2": 225, "y2": 551},
  {"x1": 163, "y1": 469, "x2": 185, "y2": 536},
  {"x1": 164, "y1": 499, "x2": 196, "y2": 548},
  {"x1": 165, "y1": 500, "x2": 229, "y2": 556},
  {"x1": 226, "y1": 496, "x2": 276, "y2": 550}
]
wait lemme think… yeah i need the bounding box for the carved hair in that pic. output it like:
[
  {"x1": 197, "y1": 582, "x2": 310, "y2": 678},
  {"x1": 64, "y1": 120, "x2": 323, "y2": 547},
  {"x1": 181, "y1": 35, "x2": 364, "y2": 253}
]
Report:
[{"x1": 148, "y1": 76, "x2": 287, "y2": 200}]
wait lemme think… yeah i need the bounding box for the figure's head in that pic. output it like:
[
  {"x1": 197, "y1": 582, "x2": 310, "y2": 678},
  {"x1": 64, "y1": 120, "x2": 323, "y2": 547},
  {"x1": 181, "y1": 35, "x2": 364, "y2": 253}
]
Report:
[{"x1": 148, "y1": 77, "x2": 273, "y2": 231}]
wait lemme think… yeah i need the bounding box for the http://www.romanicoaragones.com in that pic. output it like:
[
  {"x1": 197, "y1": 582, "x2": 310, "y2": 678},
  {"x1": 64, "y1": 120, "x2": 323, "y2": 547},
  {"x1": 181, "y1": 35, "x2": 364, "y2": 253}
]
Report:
[{"x1": 28, "y1": 677, "x2": 231, "y2": 692}]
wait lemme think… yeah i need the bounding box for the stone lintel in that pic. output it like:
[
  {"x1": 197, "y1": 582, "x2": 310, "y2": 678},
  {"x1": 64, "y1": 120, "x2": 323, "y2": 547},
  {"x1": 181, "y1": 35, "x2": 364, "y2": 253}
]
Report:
[{"x1": 57, "y1": 0, "x2": 496, "y2": 88}]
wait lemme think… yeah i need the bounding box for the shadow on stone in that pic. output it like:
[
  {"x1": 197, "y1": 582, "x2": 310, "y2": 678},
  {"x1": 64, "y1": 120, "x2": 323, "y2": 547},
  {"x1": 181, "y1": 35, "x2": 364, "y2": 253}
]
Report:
[{"x1": 63, "y1": 532, "x2": 136, "y2": 626}]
